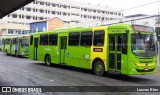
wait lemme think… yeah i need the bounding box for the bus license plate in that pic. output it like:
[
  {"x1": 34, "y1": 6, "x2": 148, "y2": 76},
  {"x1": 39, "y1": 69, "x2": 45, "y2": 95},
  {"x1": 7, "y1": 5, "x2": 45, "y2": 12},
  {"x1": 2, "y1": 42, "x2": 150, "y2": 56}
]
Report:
[{"x1": 144, "y1": 68, "x2": 149, "y2": 71}]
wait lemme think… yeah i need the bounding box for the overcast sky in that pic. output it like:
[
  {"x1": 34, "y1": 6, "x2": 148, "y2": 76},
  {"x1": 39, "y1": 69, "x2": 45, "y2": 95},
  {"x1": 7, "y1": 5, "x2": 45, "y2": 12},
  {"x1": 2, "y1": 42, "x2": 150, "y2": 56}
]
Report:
[{"x1": 70, "y1": 0, "x2": 160, "y2": 16}]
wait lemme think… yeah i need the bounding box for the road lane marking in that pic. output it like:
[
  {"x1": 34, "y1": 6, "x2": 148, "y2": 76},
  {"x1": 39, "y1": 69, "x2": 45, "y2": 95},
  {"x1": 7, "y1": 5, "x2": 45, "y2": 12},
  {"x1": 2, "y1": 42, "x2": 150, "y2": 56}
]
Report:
[{"x1": 1, "y1": 62, "x2": 55, "y2": 82}]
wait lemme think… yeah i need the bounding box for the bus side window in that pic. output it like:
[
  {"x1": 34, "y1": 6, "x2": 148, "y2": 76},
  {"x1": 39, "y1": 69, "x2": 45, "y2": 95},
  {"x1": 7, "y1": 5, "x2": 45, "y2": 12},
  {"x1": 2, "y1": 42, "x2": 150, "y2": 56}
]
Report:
[
  {"x1": 40, "y1": 34, "x2": 48, "y2": 45},
  {"x1": 69, "y1": 32, "x2": 80, "y2": 46},
  {"x1": 93, "y1": 30, "x2": 104, "y2": 46},
  {"x1": 80, "y1": 31, "x2": 92, "y2": 46},
  {"x1": 109, "y1": 35, "x2": 115, "y2": 51},
  {"x1": 6, "y1": 39, "x2": 10, "y2": 44},
  {"x1": 122, "y1": 34, "x2": 127, "y2": 54},
  {"x1": 13, "y1": 38, "x2": 16, "y2": 44},
  {"x1": 2, "y1": 39, "x2": 5, "y2": 44},
  {"x1": 49, "y1": 34, "x2": 58, "y2": 46}
]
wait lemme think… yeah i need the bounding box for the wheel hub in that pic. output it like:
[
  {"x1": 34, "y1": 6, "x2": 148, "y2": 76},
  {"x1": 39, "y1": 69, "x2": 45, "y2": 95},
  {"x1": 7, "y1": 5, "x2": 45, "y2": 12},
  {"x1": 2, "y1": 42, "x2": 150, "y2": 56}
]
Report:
[{"x1": 96, "y1": 64, "x2": 102, "y2": 73}]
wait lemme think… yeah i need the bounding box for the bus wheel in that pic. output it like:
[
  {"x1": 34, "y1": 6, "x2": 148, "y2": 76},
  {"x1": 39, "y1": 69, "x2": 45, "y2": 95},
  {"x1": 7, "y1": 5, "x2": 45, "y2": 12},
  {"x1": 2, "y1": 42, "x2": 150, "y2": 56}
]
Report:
[
  {"x1": 94, "y1": 61, "x2": 105, "y2": 76},
  {"x1": 45, "y1": 55, "x2": 51, "y2": 66}
]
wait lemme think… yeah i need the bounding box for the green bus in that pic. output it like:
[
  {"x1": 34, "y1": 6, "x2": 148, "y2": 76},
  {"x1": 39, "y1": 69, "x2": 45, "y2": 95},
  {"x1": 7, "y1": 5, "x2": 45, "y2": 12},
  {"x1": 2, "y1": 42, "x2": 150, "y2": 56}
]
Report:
[
  {"x1": 29, "y1": 24, "x2": 158, "y2": 76},
  {"x1": 2, "y1": 35, "x2": 29, "y2": 57}
]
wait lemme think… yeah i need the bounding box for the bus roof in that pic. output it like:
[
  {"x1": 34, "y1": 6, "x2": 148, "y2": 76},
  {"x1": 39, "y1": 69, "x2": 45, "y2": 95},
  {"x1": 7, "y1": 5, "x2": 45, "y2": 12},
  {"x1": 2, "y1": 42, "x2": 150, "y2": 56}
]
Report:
[
  {"x1": 30, "y1": 24, "x2": 154, "y2": 36},
  {"x1": 107, "y1": 24, "x2": 133, "y2": 30},
  {"x1": 107, "y1": 24, "x2": 154, "y2": 32}
]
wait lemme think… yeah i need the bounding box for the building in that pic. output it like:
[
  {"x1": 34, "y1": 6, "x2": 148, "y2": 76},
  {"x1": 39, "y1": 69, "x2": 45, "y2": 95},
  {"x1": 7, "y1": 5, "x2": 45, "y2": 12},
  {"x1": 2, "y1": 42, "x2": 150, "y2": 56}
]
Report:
[
  {"x1": 0, "y1": 23, "x2": 30, "y2": 47},
  {"x1": 93, "y1": 14, "x2": 157, "y2": 28},
  {"x1": 0, "y1": 23, "x2": 30, "y2": 37},
  {"x1": 124, "y1": 14, "x2": 157, "y2": 28},
  {"x1": 1, "y1": 0, "x2": 124, "y2": 25},
  {"x1": 30, "y1": 17, "x2": 64, "y2": 33},
  {"x1": 0, "y1": 0, "x2": 124, "y2": 42}
]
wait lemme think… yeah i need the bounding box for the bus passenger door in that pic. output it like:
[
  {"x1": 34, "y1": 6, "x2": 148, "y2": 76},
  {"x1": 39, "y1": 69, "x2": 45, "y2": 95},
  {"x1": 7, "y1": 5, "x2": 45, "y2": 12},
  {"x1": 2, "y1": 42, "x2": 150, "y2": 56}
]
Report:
[
  {"x1": 60, "y1": 36, "x2": 67, "y2": 63},
  {"x1": 109, "y1": 35, "x2": 116, "y2": 71},
  {"x1": 116, "y1": 35, "x2": 123, "y2": 71},
  {"x1": 2, "y1": 39, "x2": 5, "y2": 52},
  {"x1": 34, "y1": 38, "x2": 39, "y2": 60},
  {"x1": 10, "y1": 39, "x2": 12, "y2": 54},
  {"x1": 108, "y1": 34, "x2": 122, "y2": 72}
]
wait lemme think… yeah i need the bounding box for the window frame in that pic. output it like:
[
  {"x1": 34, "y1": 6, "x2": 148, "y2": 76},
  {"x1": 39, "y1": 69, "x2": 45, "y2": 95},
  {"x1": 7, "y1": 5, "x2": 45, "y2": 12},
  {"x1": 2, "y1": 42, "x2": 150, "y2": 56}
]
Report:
[
  {"x1": 93, "y1": 30, "x2": 105, "y2": 46},
  {"x1": 40, "y1": 34, "x2": 48, "y2": 45},
  {"x1": 49, "y1": 34, "x2": 58, "y2": 46},
  {"x1": 12, "y1": 38, "x2": 16, "y2": 44},
  {"x1": 68, "y1": 32, "x2": 80, "y2": 46},
  {"x1": 80, "y1": 31, "x2": 93, "y2": 46}
]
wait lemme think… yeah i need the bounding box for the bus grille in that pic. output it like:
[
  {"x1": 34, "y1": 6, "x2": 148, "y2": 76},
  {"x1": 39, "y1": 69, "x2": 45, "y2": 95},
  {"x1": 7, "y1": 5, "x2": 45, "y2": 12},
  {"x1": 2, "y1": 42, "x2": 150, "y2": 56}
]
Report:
[
  {"x1": 139, "y1": 61, "x2": 153, "y2": 63},
  {"x1": 139, "y1": 57, "x2": 153, "y2": 59},
  {"x1": 139, "y1": 57, "x2": 153, "y2": 63}
]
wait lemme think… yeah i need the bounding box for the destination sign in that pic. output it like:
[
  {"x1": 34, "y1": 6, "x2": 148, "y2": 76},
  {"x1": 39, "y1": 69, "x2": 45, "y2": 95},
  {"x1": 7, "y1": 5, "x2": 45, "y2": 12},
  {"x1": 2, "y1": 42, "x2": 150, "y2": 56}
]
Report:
[
  {"x1": 132, "y1": 25, "x2": 154, "y2": 32},
  {"x1": 93, "y1": 48, "x2": 103, "y2": 52}
]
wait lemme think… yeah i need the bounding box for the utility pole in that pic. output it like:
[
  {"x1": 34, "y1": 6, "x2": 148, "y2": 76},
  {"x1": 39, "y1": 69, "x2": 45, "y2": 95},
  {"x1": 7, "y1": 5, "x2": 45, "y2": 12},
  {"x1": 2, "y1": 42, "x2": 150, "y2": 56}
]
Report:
[
  {"x1": 157, "y1": 12, "x2": 160, "y2": 66},
  {"x1": 156, "y1": 12, "x2": 160, "y2": 27}
]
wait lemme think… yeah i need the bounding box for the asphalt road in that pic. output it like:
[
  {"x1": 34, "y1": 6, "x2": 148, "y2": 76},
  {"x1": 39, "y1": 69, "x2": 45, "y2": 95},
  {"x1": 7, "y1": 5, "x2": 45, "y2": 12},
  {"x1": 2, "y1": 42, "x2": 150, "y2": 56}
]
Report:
[{"x1": 0, "y1": 52, "x2": 160, "y2": 95}]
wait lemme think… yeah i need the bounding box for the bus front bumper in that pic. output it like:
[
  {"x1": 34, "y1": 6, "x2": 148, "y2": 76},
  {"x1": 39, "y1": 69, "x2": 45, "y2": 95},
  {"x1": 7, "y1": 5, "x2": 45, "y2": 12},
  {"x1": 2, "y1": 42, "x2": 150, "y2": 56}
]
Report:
[{"x1": 128, "y1": 66, "x2": 157, "y2": 75}]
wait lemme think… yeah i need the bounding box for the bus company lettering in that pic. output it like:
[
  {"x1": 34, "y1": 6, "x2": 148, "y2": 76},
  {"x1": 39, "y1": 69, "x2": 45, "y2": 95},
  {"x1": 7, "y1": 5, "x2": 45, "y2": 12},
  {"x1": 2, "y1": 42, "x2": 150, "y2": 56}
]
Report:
[
  {"x1": 45, "y1": 48, "x2": 51, "y2": 51},
  {"x1": 112, "y1": 30, "x2": 121, "y2": 32}
]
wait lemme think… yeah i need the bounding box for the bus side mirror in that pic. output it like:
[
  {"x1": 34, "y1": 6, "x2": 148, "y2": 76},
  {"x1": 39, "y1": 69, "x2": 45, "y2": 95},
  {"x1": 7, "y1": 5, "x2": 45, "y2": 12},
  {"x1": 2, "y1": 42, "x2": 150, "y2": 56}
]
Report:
[{"x1": 155, "y1": 27, "x2": 160, "y2": 40}]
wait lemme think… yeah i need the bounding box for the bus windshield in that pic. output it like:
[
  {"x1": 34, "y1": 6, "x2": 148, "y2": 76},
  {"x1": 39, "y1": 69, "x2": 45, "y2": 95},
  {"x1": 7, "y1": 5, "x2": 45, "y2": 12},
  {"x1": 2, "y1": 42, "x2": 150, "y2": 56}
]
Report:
[
  {"x1": 21, "y1": 39, "x2": 29, "y2": 47},
  {"x1": 131, "y1": 33, "x2": 157, "y2": 57}
]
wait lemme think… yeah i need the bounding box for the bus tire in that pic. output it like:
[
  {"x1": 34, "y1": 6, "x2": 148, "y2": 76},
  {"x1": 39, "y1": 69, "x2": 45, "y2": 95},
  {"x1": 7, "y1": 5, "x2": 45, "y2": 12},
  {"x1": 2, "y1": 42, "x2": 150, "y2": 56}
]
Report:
[
  {"x1": 93, "y1": 60, "x2": 105, "y2": 76},
  {"x1": 45, "y1": 55, "x2": 51, "y2": 66}
]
